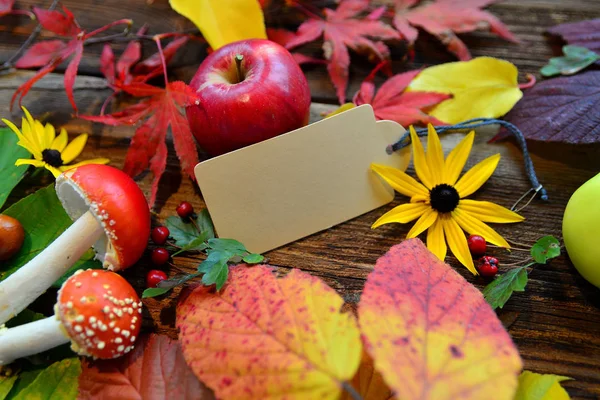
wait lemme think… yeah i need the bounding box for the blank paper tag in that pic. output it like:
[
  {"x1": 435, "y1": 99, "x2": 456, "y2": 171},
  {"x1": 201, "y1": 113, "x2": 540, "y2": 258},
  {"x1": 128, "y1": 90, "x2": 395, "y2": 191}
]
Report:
[{"x1": 194, "y1": 105, "x2": 409, "y2": 254}]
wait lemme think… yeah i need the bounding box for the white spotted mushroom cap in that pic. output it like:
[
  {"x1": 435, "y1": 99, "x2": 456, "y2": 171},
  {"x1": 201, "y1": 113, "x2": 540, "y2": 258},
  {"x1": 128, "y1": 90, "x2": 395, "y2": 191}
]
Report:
[
  {"x1": 55, "y1": 164, "x2": 150, "y2": 271},
  {"x1": 56, "y1": 269, "x2": 142, "y2": 359}
]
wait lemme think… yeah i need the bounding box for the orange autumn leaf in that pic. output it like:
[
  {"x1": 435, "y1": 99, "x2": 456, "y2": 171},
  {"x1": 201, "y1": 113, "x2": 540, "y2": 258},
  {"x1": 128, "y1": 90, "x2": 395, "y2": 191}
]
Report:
[
  {"x1": 341, "y1": 351, "x2": 394, "y2": 400},
  {"x1": 177, "y1": 265, "x2": 362, "y2": 400},
  {"x1": 358, "y1": 238, "x2": 522, "y2": 400}
]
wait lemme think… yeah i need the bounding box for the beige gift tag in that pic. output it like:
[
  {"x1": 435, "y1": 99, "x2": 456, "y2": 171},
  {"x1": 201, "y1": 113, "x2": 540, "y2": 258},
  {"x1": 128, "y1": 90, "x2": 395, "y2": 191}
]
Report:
[{"x1": 194, "y1": 104, "x2": 409, "y2": 254}]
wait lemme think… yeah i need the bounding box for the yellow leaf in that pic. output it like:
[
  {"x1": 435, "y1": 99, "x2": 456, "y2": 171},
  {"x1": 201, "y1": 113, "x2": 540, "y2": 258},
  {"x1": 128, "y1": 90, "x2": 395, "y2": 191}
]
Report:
[
  {"x1": 169, "y1": 0, "x2": 267, "y2": 50},
  {"x1": 177, "y1": 265, "x2": 362, "y2": 400},
  {"x1": 514, "y1": 371, "x2": 572, "y2": 400},
  {"x1": 407, "y1": 57, "x2": 523, "y2": 124},
  {"x1": 325, "y1": 103, "x2": 355, "y2": 118}
]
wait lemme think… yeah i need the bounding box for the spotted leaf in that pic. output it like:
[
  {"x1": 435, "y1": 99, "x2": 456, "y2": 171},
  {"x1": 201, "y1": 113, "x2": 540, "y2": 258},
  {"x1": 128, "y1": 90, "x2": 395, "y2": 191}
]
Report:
[{"x1": 358, "y1": 238, "x2": 522, "y2": 400}]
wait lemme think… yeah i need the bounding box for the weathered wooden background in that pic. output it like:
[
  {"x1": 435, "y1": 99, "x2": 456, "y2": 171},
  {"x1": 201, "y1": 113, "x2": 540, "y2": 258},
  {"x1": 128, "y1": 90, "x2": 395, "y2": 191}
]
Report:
[{"x1": 3, "y1": 0, "x2": 600, "y2": 398}]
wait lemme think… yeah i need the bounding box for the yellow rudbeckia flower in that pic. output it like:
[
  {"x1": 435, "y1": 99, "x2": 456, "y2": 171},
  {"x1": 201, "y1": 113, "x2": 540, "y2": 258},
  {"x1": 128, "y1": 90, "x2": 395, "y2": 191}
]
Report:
[
  {"x1": 371, "y1": 124, "x2": 524, "y2": 274},
  {"x1": 2, "y1": 107, "x2": 109, "y2": 178}
]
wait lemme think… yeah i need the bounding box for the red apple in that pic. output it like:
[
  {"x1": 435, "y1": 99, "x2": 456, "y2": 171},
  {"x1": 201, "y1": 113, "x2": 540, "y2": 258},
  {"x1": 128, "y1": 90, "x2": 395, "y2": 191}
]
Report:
[{"x1": 186, "y1": 39, "x2": 311, "y2": 156}]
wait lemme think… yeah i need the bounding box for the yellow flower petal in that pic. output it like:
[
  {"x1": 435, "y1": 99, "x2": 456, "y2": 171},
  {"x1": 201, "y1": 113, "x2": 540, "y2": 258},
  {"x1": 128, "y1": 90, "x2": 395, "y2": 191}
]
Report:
[
  {"x1": 452, "y1": 208, "x2": 511, "y2": 249},
  {"x1": 426, "y1": 217, "x2": 446, "y2": 261},
  {"x1": 425, "y1": 124, "x2": 445, "y2": 186},
  {"x1": 60, "y1": 158, "x2": 110, "y2": 171},
  {"x1": 442, "y1": 216, "x2": 477, "y2": 274},
  {"x1": 21, "y1": 108, "x2": 43, "y2": 151},
  {"x1": 2, "y1": 118, "x2": 40, "y2": 159},
  {"x1": 409, "y1": 126, "x2": 434, "y2": 189},
  {"x1": 15, "y1": 158, "x2": 44, "y2": 167},
  {"x1": 406, "y1": 208, "x2": 438, "y2": 238},
  {"x1": 44, "y1": 123, "x2": 56, "y2": 149},
  {"x1": 444, "y1": 131, "x2": 474, "y2": 186},
  {"x1": 61, "y1": 133, "x2": 88, "y2": 164},
  {"x1": 34, "y1": 120, "x2": 49, "y2": 148},
  {"x1": 454, "y1": 153, "x2": 500, "y2": 198},
  {"x1": 458, "y1": 199, "x2": 524, "y2": 223},
  {"x1": 371, "y1": 163, "x2": 429, "y2": 198},
  {"x1": 45, "y1": 164, "x2": 63, "y2": 178},
  {"x1": 372, "y1": 202, "x2": 428, "y2": 229},
  {"x1": 51, "y1": 128, "x2": 68, "y2": 152}
]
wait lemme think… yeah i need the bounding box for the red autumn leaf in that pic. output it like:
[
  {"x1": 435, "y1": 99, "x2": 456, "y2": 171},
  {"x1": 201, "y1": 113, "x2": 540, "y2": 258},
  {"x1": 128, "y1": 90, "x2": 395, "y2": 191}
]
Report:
[
  {"x1": 502, "y1": 70, "x2": 600, "y2": 144},
  {"x1": 0, "y1": 0, "x2": 14, "y2": 15},
  {"x1": 266, "y1": 28, "x2": 326, "y2": 65},
  {"x1": 393, "y1": 0, "x2": 518, "y2": 60},
  {"x1": 285, "y1": 0, "x2": 400, "y2": 104},
  {"x1": 352, "y1": 63, "x2": 450, "y2": 126},
  {"x1": 177, "y1": 265, "x2": 362, "y2": 400},
  {"x1": 358, "y1": 239, "x2": 523, "y2": 399},
  {"x1": 547, "y1": 18, "x2": 600, "y2": 54},
  {"x1": 78, "y1": 334, "x2": 214, "y2": 400},
  {"x1": 13, "y1": 5, "x2": 130, "y2": 113},
  {"x1": 132, "y1": 36, "x2": 190, "y2": 79},
  {"x1": 82, "y1": 81, "x2": 199, "y2": 206}
]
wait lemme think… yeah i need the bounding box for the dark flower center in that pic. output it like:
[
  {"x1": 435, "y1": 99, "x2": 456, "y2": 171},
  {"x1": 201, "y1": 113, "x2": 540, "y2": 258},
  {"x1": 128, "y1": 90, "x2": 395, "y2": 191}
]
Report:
[
  {"x1": 41, "y1": 149, "x2": 63, "y2": 167},
  {"x1": 429, "y1": 184, "x2": 460, "y2": 213}
]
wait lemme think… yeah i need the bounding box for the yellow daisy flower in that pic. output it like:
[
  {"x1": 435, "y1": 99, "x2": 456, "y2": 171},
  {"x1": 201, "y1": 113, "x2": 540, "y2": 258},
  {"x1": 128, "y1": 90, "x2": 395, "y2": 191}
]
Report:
[
  {"x1": 371, "y1": 124, "x2": 524, "y2": 274},
  {"x1": 2, "y1": 107, "x2": 109, "y2": 178}
]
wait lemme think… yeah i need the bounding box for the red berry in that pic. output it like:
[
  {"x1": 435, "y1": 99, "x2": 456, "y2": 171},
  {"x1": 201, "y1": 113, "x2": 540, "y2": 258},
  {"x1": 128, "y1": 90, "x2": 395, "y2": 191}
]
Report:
[
  {"x1": 151, "y1": 226, "x2": 170, "y2": 245},
  {"x1": 151, "y1": 248, "x2": 170, "y2": 265},
  {"x1": 478, "y1": 262, "x2": 498, "y2": 277},
  {"x1": 146, "y1": 269, "x2": 167, "y2": 288},
  {"x1": 176, "y1": 201, "x2": 194, "y2": 219},
  {"x1": 481, "y1": 255, "x2": 498, "y2": 267},
  {"x1": 467, "y1": 234, "x2": 486, "y2": 257}
]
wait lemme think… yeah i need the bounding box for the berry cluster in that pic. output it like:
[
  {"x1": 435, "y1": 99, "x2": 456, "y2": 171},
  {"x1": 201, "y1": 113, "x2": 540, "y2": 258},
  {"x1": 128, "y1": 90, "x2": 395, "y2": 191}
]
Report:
[
  {"x1": 467, "y1": 234, "x2": 499, "y2": 277},
  {"x1": 146, "y1": 201, "x2": 196, "y2": 289}
]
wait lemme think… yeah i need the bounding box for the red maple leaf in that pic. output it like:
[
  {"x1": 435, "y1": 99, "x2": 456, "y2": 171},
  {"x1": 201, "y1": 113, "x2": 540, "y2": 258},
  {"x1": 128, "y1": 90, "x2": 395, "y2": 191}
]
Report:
[
  {"x1": 285, "y1": 0, "x2": 400, "y2": 104},
  {"x1": 266, "y1": 28, "x2": 326, "y2": 65},
  {"x1": 393, "y1": 0, "x2": 518, "y2": 60},
  {"x1": 82, "y1": 80, "x2": 199, "y2": 206},
  {"x1": 13, "y1": 5, "x2": 131, "y2": 113},
  {"x1": 0, "y1": 0, "x2": 13, "y2": 15},
  {"x1": 352, "y1": 62, "x2": 450, "y2": 126}
]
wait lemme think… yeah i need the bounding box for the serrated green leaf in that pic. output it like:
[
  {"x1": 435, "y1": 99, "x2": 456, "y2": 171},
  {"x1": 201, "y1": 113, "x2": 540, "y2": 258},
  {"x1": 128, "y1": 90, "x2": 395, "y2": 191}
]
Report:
[
  {"x1": 202, "y1": 259, "x2": 229, "y2": 290},
  {"x1": 540, "y1": 45, "x2": 600, "y2": 77},
  {"x1": 165, "y1": 216, "x2": 199, "y2": 247},
  {"x1": 198, "y1": 250, "x2": 232, "y2": 274},
  {"x1": 142, "y1": 287, "x2": 171, "y2": 298},
  {"x1": 197, "y1": 208, "x2": 215, "y2": 240},
  {"x1": 0, "y1": 186, "x2": 97, "y2": 285},
  {"x1": 4, "y1": 368, "x2": 44, "y2": 400},
  {"x1": 208, "y1": 238, "x2": 247, "y2": 254},
  {"x1": 515, "y1": 370, "x2": 572, "y2": 400},
  {"x1": 531, "y1": 236, "x2": 561, "y2": 264},
  {"x1": 483, "y1": 266, "x2": 528, "y2": 309},
  {"x1": 172, "y1": 231, "x2": 209, "y2": 256},
  {"x1": 10, "y1": 358, "x2": 81, "y2": 400},
  {"x1": 0, "y1": 375, "x2": 17, "y2": 400},
  {"x1": 243, "y1": 253, "x2": 264, "y2": 264},
  {"x1": 0, "y1": 128, "x2": 31, "y2": 210}
]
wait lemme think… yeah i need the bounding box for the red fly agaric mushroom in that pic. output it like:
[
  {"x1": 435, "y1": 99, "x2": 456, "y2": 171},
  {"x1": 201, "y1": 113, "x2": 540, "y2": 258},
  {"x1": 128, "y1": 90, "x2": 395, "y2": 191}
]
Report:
[
  {"x1": 0, "y1": 269, "x2": 142, "y2": 365},
  {"x1": 0, "y1": 164, "x2": 150, "y2": 325}
]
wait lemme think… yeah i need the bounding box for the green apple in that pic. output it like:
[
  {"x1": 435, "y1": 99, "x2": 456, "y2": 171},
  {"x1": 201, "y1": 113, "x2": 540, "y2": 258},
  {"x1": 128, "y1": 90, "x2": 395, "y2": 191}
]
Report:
[{"x1": 563, "y1": 172, "x2": 600, "y2": 288}]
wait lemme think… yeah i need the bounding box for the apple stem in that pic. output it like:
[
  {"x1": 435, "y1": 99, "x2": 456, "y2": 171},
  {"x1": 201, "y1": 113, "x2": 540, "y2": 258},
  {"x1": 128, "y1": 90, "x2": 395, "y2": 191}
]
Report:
[{"x1": 235, "y1": 54, "x2": 244, "y2": 84}]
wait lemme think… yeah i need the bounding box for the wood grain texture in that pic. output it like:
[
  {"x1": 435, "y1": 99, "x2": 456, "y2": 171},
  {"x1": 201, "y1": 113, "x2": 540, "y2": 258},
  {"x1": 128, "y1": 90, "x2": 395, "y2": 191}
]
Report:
[{"x1": 2, "y1": 0, "x2": 600, "y2": 398}]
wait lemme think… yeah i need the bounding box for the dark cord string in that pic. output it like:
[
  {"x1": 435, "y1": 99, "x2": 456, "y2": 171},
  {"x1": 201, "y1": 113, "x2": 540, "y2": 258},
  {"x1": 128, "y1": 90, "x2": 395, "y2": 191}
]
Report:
[{"x1": 385, "y1": 118, "x2": 549, "y2": 202}]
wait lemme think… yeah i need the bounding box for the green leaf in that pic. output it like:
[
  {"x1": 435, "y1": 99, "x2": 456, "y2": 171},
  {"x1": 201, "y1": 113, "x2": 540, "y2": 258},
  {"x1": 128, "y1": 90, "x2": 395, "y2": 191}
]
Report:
[
  {"x1": 483, "y1": 266, "x2": 528, "y2": 309},
  {"x1": 531, "y1": 236, "x2": 561, "y2": 264},
  {"x1": 0, "y1": 376, "x2": 17, "y2": 400},
  {"x1": 9, "y1": 358, "x2": 81, "y2": 400},
  {"x1": 171, "y1": 231, "x2": 209, "y2": 256},
  {"x1": 198, "y1": 250, "x2": 232, "y2": 273},
  {"x1": 540, "y1": 45, "x2": 600, "y2": 77},
  {"x1": 5, "y1": 309, "x2": 45, "y2": 328},
  {"x1": 0, "y1": 128, "x2": 31, "y2": 210},
  {"x1": 514, "y1": 370, "x2": 572, "y2": 400},
  {"x1": 202, "y1": 259, "x2": 229, "y2": 290},
  {"x1": 142, "y1": 287, "x2": 171, "y2": 298},
  {"x1": 207, "y1": 238, "x2": 247, "y2": 254},
  {"x1": 243, "y1": 253, "x2": 264, "y2": 264},
  {"x1": 197, "y1": 208, "x2": 215, "y2": 240},
  {"x1": 0, "y1": 186, "x2": 98, "y2": 285},
  {"x1": 165, "y1": 216, "x2": 199, "y2": 247},
  {"x1": 4, "y1": 368, "x2": 45, "y2": 400}
]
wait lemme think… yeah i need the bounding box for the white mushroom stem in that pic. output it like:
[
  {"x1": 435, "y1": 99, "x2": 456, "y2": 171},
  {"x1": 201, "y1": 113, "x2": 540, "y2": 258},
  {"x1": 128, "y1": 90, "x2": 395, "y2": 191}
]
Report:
[
  {"x1": 0, "y1": 316, "x2": 68, "y2": 366},
  {"x1": 0, "y1": 211, "x2": 103, "y2": 325}
]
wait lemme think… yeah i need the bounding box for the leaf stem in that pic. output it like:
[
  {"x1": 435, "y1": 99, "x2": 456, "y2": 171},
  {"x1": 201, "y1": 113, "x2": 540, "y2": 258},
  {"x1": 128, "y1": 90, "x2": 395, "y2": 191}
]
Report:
[
  {"x1": 153, "y1": 36, "x2": 169, "y2": 87},
  {"x1": 341, "y1": 382, "x2": 363, "y2": 400},
  {"x1": 84, "y1": 18, "x2": 132, "y2": 39},
  {"x1": 502, "y1": 257, "x2": 533, "y2": 267},
  {"x1": 0, "y1": 0, "x2": 60, "y2": 71},
  {"x1": 518, "y1": 73, "x2": 536, "y2": 89}
]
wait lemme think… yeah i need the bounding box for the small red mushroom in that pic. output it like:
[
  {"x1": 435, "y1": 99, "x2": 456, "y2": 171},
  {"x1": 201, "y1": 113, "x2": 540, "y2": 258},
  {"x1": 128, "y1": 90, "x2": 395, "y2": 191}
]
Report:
[
  {"x1": 0, "y1": 165, "x2": 150, "y2": 325},
  {"x1": 0, "y1": 270, "x2": 142, "y2": 365}
]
